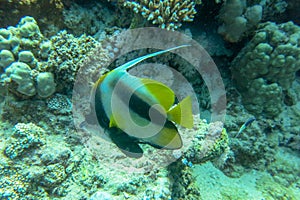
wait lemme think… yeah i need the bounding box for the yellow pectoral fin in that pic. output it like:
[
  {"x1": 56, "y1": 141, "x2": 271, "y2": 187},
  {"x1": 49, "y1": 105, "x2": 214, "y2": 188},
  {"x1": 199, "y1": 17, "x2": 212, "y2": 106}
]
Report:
[
  {"x1": 167, "y1": 96, "x2": 193, "y2": 128},
  {"x1": 109, "y1": 115, "x2": 118, "y2": 128},
  {"x1": 141, "y1": 78, "x2": 175, "y2": 111},
  {"x1": 146, "y1": 122, "x2": 182, "y2": 149}
]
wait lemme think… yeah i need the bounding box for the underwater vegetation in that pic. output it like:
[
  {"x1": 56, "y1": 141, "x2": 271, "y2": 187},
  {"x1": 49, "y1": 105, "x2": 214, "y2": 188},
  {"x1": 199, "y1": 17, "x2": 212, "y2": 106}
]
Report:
[{"x1": 0, "y1": 0, "x2": 300, "y2": 199}]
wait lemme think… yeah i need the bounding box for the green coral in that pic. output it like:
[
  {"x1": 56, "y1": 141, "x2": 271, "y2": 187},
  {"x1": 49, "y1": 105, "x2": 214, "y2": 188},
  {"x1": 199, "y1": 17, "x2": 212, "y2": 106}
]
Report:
[
  {"x1": 36, "y1": 72, "x2": 56, "y2": 98},
  {"x1": 121, "y1": 0, "x2": 197, "y2": 30},
  {"x1": 41, "y1": 163, "x2": 67, "y2": 188},
  {"x1": 2, "y1": 62, "x2": 36, "y2": 97},
  {"x1": 17, "y1": 15, "x2": 41, "y2": 38},
  {"x1": 231, "y1": 21, "x2": 300, "y2": 117},
  {"x1": 0, "y1": 159, "x2": 30, "y2": 199},
  {"x1": 47, "y1": 30, "x2": 97, "y2": 91},
  {"x1": 218, "y1": 0, "x2": 263, "y2": 42},
  {"x1": 4, "y1": 123, "x2": 45, "y2": 159},
  {"x1": 0, "y1": 50, "x2": 15, "y2": 68},
  {"x1": 185, "y1": 121, "x2": 229, "y2": 164},
  {"x1": 46, "y1": 93, "x2": 72, "y2": 114},
  {"x1": 18, "y1": 50, "x2": 37, "y2": 67},
  {"x1": 168, "y1": 161, "x2": 201, "y2": 199},
  {"x1": 0, "y1": 16, "x2": 56, "y2": 98}
]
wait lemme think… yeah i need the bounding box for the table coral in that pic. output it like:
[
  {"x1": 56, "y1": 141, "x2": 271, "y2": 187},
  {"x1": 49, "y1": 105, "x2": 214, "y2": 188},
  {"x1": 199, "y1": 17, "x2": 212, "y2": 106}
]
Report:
[
  {"x1": 231, "y1": 21, "x2": 300, "y2": 117},
  {"x1": 121, "y1": 0, "x2": 198, "y2": 30}
]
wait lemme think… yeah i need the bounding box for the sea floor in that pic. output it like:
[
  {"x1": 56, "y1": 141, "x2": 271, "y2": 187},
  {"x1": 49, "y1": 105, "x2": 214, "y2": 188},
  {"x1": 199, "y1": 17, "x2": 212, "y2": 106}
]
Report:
[{"x1": 193, "y1": 148, "x2": 300, "y2": 200}]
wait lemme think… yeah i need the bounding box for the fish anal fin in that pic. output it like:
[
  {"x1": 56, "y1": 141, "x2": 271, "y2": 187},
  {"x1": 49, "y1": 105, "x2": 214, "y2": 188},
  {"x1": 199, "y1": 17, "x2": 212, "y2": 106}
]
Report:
[
  {"x1": 145, "y1": 122, "x2": 182, "y2": 149},
  {"x1": 141, "y1": 78, "x2": 175, "y2": 111},
  {"x1": 167, "y1": 96, "x2": 193, "y2": 128},
  {"x1": 108, "y1": 127, "x2": 143, "y2": 158}
]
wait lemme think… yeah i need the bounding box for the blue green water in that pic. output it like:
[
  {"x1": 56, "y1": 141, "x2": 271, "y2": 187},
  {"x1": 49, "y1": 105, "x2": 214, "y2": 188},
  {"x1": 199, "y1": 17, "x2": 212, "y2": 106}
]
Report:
[{"x1": 0, "y1": 0, "x2": 299, "y2": 199}]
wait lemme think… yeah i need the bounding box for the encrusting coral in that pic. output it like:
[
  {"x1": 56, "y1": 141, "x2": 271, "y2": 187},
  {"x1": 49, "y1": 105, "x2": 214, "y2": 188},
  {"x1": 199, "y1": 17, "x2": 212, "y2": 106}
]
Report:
[
  {"x1": 4, "y1": 123, "x2": 45, "y2": 159},
  {"x1": 120, "y1": 0, "x2": 198, "y2": 30}
]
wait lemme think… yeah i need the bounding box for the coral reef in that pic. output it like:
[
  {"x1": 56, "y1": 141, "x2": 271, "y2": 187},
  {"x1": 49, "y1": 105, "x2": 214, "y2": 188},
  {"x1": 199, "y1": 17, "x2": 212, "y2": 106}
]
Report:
[
  {"x1": 0, "y1": 16, "x2": 56, "y2": 98},
  {"x1": 4, "y1": 123, "x2": 45, "y2": 159},
  {"x1": 168, "y1": 162, "x2": 201, "y2": 200},
  {"x1": 120, "y1": 0, "x2": 198, "y2": 30},
  {"x1": 231, "y1": 21, "x2": 300, "y2": 117},
  {"x1": 1, "y1": 2, "x2": 300, "y2": 199},
  {"x1": 0, "y1": 116, "x2": 228, "y2": 199},
  {"x1": 62, "y1": 1, "x2": 118, "y2": 36},
  {"x1": 184, "y1": 121, "x2": 229, "y2": 164},
  {"x1": 0, "y1": 0, "x2": 66, "y2": 36},
  {"x1": 47, "y1": 30, "x2": 98, "y2": 91},
  {"x1": 1, "y1": 15, "x2": 101, "y2": 96},
  {"x1": 3, "y1": 62, "x2": 37, "y2": 97},
  {"x1": 46, "y1": 93, "x2": 72, "y2": 115},
  {"x1": 217, "y1": 0, "x2": 263, "y2": 42}
]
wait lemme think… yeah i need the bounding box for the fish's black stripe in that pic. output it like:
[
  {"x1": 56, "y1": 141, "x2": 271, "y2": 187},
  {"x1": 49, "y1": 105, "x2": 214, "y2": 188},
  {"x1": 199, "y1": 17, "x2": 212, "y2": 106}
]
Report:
[
  {"x1": 115, "y1": 81, "x2": 168, "y2": 126},
  {"x1": 95, "y1": 87, "x2": 110, "y2": 128}
]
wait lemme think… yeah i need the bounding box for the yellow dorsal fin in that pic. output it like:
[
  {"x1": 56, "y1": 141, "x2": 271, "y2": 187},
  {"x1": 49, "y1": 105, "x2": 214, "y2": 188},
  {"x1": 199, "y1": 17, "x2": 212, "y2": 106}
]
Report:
[
  {"x1": 141, "y1": 78, "x2": 175, "y2": 111},
  {"x1": 167, "y1": 96, "x2": 193, "y2": 128},
  {"x1": 145, "y1": 122, "x2": 182, "y2": 149}
]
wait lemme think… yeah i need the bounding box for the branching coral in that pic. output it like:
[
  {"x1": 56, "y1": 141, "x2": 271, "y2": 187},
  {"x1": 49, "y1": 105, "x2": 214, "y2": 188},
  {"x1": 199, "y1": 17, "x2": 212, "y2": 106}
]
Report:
[{"x1": 121, "y1": 0, "x2": 197, "y2": 30}]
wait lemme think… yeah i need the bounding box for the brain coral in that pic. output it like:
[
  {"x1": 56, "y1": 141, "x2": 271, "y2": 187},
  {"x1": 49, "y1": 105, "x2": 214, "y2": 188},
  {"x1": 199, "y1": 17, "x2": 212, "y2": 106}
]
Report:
[{"x1": 121, "y1": 0, "x2": 198, "y2": 30}]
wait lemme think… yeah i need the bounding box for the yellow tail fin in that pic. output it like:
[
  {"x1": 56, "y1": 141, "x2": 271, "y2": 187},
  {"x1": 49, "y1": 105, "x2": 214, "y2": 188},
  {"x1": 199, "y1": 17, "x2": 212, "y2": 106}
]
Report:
[{"x1": 167, "y1": 96, "x2": 193, "y2": 128}]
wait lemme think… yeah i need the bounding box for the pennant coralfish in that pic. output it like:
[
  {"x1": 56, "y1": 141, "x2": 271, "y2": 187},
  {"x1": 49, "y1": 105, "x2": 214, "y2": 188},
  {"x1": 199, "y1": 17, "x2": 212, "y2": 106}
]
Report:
[{"x1": 93, "y1": 45, "x2": 193, "y2": 158}]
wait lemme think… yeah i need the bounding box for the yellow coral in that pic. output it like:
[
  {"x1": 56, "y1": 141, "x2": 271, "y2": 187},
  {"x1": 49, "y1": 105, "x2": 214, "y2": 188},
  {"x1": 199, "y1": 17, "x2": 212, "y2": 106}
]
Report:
[
  {"x1": 121, "y1": 0, "x2": 197, "y2": 30},
  {"x1": 18, "y1": 0, "x2": 37, "y2": 6},
  {"x1": 50, "y1": 0, "x2": 64, "y2": 9}
]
